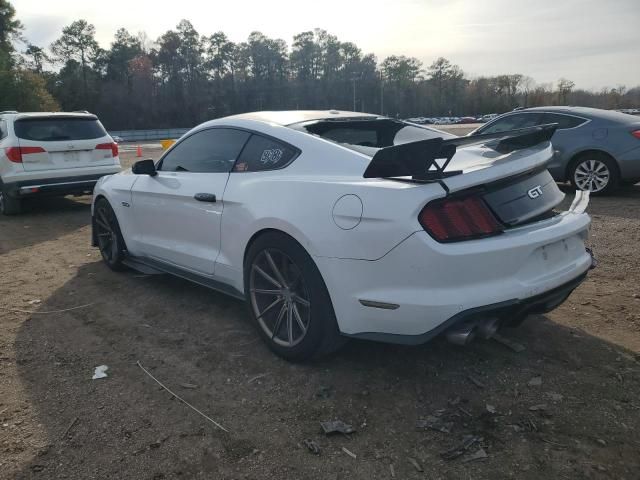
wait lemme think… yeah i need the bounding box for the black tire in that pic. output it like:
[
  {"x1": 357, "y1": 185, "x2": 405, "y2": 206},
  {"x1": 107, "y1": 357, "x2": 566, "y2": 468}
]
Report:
[
  {"x1": 94, "y1": 198, "x2": 126, "y2": 271},
  {"x1": 0, "y1": 184, "x2": 21, "y2": 215},
  {"x1": 244, "y1": 231, "x2": 347, "y2": 361},
  {"x1": 569, "y1": 153, "x2": 620, "y2": 196}
]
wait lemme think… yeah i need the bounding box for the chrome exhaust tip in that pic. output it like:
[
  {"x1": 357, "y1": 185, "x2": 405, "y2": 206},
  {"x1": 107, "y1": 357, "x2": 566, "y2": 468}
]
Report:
[
  {"x1": 477, "y1": 317, "x2": 499, "y2": 339},
  {"x1": 446, "y1": 322, "x2": 477, "y2": 346}
]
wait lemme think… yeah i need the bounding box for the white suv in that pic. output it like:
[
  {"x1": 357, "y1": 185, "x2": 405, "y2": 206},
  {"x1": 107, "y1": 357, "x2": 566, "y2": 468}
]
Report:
[{"x1": 0, "y1": 111, "x2": 121, "y2": 215}]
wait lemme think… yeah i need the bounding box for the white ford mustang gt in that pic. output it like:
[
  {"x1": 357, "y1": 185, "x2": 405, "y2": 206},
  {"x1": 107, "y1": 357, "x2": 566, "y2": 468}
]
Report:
[{"x1": 92, "y1": 110, "x2": 594, "y2": 360}]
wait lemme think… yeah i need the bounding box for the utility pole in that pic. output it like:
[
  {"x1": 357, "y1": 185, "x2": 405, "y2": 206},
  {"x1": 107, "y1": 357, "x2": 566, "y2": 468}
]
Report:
[
  {"x1": 379, "y1": 71, "x2": 384, "y2": 115},
  {"x1": 352, "y1": 76, "x2": 357, "y2": 112}
]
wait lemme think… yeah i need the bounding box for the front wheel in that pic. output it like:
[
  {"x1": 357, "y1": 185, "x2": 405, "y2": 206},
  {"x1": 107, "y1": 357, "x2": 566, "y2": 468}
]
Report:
[
  {"x1": 569, "y1": 154, "x2": 619, "y2": 195},
  {"x1": 244, "y1": 232, "x2": 346, "y2": 361},
  {"x1": 94, "y1": 198, "x2": 126, "y2": 271}
]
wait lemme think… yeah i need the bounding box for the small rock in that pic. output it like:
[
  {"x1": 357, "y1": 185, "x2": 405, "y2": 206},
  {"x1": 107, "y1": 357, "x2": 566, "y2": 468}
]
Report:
[
  {"x1": 486, "y1": 404, "x2": 496, "y2": 414},
  {"x1": 528, "y1": 376, "x2": 543, "y2": 387},
  {"x1": 529, "y1": 404, "x2": 547, "y2": 411},
  {"x1": 416, "y1": 416, "x2": 453, "y2": 434},
  {"x1": 596, "y1": 439, "x2": 606, "y2": 446},
  {"x1": 545, "y1": 392, "x2": 564, "y2": 402},
  {"x1": 463, "y1": 447, "x2": 488, "y2": 463}
]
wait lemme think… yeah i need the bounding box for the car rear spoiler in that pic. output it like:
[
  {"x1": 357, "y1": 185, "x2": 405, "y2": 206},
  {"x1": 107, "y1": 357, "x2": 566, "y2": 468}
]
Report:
[{"x1": 363, "y1": 123, "x2": 558, "y2": 180}]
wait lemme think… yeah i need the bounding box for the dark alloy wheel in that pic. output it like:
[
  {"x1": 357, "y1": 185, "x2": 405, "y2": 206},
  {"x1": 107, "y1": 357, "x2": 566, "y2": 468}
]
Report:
[
  {"x1": 244, "y1": 232, "x2": 346, "y2": 361},
  {"x1": 94, "y1": 198, "x2": 126, "y2": 270}
]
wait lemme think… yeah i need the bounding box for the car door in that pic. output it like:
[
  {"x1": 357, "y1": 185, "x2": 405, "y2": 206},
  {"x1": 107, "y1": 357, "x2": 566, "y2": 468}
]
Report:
[
  {"x1": 130, "y1": 127, "x2": 250, "y2": 275},
  {"x1": 539, "y1": 113, "x2": 590, "y2": 176}
]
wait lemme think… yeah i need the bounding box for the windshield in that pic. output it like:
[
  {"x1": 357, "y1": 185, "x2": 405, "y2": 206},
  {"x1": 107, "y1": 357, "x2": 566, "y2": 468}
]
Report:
[
  {"x1": 14, "y1": 117, "x2": 107, "y2": 142},
  {"x1": 297, "y1": 118, "x2": 453, "y2": 156}
]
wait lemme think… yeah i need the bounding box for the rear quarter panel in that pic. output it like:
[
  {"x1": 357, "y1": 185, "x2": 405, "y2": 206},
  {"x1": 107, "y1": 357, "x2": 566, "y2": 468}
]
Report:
[{"x1": 216, "y1": 136, "x2": 447, "y2": 292}]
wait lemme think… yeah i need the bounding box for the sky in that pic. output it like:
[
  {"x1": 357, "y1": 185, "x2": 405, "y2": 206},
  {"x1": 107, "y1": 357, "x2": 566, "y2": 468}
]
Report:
[{"x1": 14, "y1": 0, "x2": 640, "y2": 90}]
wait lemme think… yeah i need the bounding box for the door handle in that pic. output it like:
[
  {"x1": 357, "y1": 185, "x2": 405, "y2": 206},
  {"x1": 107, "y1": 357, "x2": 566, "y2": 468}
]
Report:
[{"x1": 194, "y1": 193, "x2": 217, "y2": 202}]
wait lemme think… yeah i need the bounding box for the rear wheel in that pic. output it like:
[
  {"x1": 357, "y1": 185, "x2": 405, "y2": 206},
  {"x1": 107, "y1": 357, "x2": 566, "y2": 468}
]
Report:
[
  {"x1": 244, "y1": 232, "x2": 346, "y2": 361},
  {"x1": 0, "y1": 185, "x2": 21, "y2": 215},
  {"x1": 569, "y1": 153, "x2": 619, "y2": 195},
  {"x1": 94, "y1": 198, "x2": 126, "y2": 271}
]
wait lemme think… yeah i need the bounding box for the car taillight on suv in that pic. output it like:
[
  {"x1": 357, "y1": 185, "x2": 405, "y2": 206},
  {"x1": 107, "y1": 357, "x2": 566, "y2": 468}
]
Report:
[
  {"x1": 4, "y1": 146, "x2": 46, "y2": 163},
  {"x1": 96, "y1": 142, "x2": 118, "y2": 157},
  {"x1": 631, "y1": 129, "x2": 640, "y2": 139},
  {"x1": 419, "y1": 194, "x2": 503, "y2": 242}
]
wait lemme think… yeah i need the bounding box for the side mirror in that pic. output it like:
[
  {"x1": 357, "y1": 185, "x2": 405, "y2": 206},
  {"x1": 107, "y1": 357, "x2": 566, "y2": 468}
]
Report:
[{"x1": 132, "y1": 159, "x2": 157, "y2": 176}]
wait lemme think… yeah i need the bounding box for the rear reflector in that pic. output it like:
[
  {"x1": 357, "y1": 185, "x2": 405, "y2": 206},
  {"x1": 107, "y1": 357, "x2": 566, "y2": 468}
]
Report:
[
  {"x1": 631, "y1": 129, "x2": 640, "y2": 140},
  {"x1": 419, "y1": 195, "x2": 503, "y2": 242},
  {"x1": 4, "y1": 146, "x2": 46, "y2": 163},
  {"x1": 96, "y1": 142, "x2": 118, "y2": 157}
]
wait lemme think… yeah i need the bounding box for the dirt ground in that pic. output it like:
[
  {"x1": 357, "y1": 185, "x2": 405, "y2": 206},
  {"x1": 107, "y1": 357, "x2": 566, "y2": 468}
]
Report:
[{"x1": 1, "y1": 146, "x2": 639, "y2": 480}]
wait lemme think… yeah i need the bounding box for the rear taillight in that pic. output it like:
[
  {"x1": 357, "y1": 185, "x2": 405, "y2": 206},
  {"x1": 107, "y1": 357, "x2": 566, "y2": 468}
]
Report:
[
  {"x1": 419, "y1": 195, "x2": 503, "y2": 242},
  {"x1": 96, "y1": 142, "x2": 118, "y2": 157},
  {"x1": 631, "y1": 129, "x2": 640, "y2": 140},
  {"x1": 4, "y1": 146, "x2": 46, "y2": 163}
]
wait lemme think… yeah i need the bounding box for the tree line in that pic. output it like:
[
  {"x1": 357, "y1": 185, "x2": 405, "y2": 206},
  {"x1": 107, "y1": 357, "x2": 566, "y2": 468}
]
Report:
[{"x1": 1, "y1": 0, "x2": 639, "y2": 130}]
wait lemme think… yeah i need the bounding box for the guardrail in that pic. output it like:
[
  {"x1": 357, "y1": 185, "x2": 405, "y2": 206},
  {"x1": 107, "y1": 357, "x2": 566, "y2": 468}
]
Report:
[{"x1": 108, "y1": 128, "x2": 191, "y2": 141}]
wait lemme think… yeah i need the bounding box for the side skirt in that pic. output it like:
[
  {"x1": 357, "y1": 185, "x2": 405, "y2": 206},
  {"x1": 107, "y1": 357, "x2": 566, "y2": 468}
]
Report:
[{"x1": 122, "y1": 255, "x2": 245, "y2": 301}]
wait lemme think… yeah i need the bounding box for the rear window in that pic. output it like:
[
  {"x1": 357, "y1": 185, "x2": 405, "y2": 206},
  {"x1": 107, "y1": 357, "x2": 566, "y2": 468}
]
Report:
[
  {"x1": 233, "y1": 134, "x2": 299, "y2": 172},
  {"x1": 14, "y1": 117, "x2": 107, "y2": 141},
  {"x1": 299, "y1": 119, "x2": 452, "y2": 155}
]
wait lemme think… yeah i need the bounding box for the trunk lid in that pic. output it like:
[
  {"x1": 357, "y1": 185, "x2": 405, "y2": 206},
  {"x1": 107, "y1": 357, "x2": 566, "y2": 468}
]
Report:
[{"x1": 15, "y1": 115, "x2": 118, "y2": 171}]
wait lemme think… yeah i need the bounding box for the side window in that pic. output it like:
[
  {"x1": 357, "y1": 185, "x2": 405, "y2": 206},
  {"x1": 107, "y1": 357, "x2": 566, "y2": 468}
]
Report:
[
  {"x1": 542, "y1": 113, "x2": 587, "y2": 130},
  {"x1": 159, "y1": 128, "x2": 250, "y2": 173},
  {"x1": 0, "y1": 120, "x2": 7, "y2": 139},
  {"x1": 233, "y1": 134, "x2": 299, "y2": 172},
  {"x1": 480, "y1": 113, "x2": 543, "y2": 135}
]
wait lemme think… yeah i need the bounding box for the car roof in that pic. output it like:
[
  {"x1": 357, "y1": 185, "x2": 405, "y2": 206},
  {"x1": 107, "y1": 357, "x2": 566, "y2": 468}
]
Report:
[
  {"x1": 515, "y1": 106, "x2": 637, "y2": 123},
  {"x1": 223, "y1": 110, "x2": 379, "y2": 126},
  {"x1": 0, "y1": 111, "x2": 98, "y2": 120}
]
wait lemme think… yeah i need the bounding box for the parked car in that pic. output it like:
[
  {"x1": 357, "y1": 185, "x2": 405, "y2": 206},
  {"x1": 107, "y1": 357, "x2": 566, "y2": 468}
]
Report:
[
  {"x1": 92, "y1": 110, "x2": 593, "y2": 361},
  {"x1": 469, "y1": 107, "x2": 640, "y2": 194},
  {"x1": 0, "y1": 111, "x2": 121, "y2": 215},
  {"x1": 111, "y1": 135, "x2": 124, "y2": 143}
]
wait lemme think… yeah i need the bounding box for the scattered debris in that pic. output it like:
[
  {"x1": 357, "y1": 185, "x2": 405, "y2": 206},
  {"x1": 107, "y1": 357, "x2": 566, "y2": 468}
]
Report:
[
  {"x1": 341, "y1": 447, "x2": 357, "y2": 459},
  {"x1": 179, "y1": 383, "x2": 198, "y2": 389},
  {"x1": 545, "y1": 392, "x2": 564, "y2": 402},
  {"x1": 61, "y1": 416, "x2": 79, "y2": 439},
  {"x1": 0, "y1": 303, "x2": 94, "y2": 315},
  {"x1": 463, "y1": 447, "x2": 488, "y2": 463},
  {"x1": 137, "y1": 361, "x2": 228, "y2": 432},
  {"x1": 540, "y1": 437, "x2": 568, "y2": 449},
  {"x1": 529, "y1": 404, "x2": 547, "y2": 412},
  {"x1": 389, "y1": 464, "x2": 396, "y2": 478},
  {"x1": 92, "y1": 365, "x2": 109, "y2": 380},
  {"x1": 448, "y1": 396, "x2": 461, "y2": 406},
  {"x1": 320, "y1": 420, "x2": 355, "y2": 435},
  {"x1": 27, "y1": 299, "x2": 41, "y2": 305},
  {"x1": 596, "y1": 439, "x2": 607, "y2": 446},
  {"x1": 315, "y1": 385, "x2": 332, "y2": 399},
  {"x1": 302, "y1": 439, "x2": 320, "y2": 455},
  {"x1": 407, "y1": 457, "x2": 423, "y2": 472},
  {"x1": 416, "y1": 416, "x2": 453, "y2": 434},
  {"x1": 467, "y1": 374, "x2": 485, "y2": 389},
  {"x1": 492, "y1": 333, "x2": 526, "y2": 352},
  {"x1": 458, "y1": 406, "x2": 473, "y2": 418},
  {"x1": 247, "y1": 373, "x2": 268, "y2": 384},
  {"x1": 441, "y1": 435, "x2": 482, "y2": 460},
  {"x1": 528, "y1": 376, "x2": 543, "y2": 387},
  {"x1": 486, "y1": 404, "x2": 496, "y2": 414}
]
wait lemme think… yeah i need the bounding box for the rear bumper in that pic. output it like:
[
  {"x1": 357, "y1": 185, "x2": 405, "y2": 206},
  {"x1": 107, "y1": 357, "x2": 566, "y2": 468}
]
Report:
[
  {"x1": 316, "y1": 209, "x2": 592, "y2": 342},
  {"x1": 348, "y1": 271, "x2": 588, "y2": 345},
  {"x1": 4, "y1": 172, "x2": 118, "y2": 198}
]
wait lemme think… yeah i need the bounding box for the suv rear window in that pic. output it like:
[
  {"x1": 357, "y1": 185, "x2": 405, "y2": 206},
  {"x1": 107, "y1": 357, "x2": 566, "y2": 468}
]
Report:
[{"x1": 14, "y1": 117, "x2": 107, "y2": 141}]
